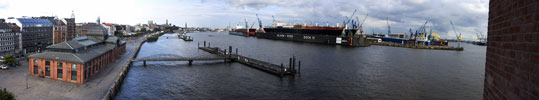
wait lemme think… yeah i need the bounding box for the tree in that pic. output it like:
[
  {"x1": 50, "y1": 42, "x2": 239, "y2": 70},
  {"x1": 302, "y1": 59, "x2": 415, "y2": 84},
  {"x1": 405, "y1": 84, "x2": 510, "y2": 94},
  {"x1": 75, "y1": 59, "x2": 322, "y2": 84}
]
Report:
[
  {"x1": 0, "y1": 89, "x2": 15, "y2": 100},
  {"x1": 115, "y1": 25, "x2": 123, "y2": 30},
  {"x1": 2, "y1": 55, "x2": 16, "y2": 66},
  {"x1": 141, "y1": 28, "x2": 147, "y2": 32},
  {"x1": 154, "y1": 28, "x2": 161, "y2": 32}
]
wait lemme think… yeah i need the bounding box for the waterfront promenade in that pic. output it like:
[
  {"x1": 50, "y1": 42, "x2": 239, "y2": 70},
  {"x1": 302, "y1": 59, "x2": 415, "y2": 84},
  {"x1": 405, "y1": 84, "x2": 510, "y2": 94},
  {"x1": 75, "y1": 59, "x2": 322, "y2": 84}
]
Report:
[{"x1": 0, "y1": 36, "x2": 145, "y2": 100}]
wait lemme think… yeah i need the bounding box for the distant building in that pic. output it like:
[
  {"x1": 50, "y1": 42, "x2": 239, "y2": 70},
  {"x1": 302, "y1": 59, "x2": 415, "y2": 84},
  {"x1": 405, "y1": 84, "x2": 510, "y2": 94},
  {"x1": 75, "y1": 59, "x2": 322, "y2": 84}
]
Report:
[
  {"x1": 63, "y1": 18, "x2": 76, "y2": 42},
  {"x1": 37, "y1": 16, "x2": 68, "y2": 44},
  {"x1": 0, "y1": 19, "x2": 18, "y2": 56},
  {"x1": 101, "y1": 23, "x2": 115, "y2": 36},
  {"x1": 28, "y1": 29, "x2": 126, "y2": 84},
  {"x1": 11, "y1": 18, "x2": 54, "y2": 54}
]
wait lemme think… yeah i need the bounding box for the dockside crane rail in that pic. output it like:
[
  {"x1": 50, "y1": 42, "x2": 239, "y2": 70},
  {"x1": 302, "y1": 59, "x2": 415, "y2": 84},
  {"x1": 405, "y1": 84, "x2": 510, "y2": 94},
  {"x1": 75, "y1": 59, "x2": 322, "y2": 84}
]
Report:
[{"x1": 450, "y1": 21, "x2": 462, "y2": 48}]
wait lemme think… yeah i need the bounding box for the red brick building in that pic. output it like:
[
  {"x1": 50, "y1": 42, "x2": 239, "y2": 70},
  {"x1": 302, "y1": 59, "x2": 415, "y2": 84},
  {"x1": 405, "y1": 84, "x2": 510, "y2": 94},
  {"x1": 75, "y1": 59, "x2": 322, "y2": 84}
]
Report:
[
  {"x1": 485, "y1": 0, "x2": 538, "y2": 99},
  {"x1": 28, "y1": 34, "x2": 126, "y2": 84}
]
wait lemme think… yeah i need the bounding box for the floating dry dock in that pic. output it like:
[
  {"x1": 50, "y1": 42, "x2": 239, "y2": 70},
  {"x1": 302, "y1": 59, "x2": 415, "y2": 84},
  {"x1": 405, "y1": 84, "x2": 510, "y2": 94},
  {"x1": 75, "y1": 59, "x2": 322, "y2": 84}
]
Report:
[
  {"x1": 198, "y1": 41, "x2": 299, "y2": 77},
  {"x1": 372, "y1": 42, "x2": 464, "y2": 51}
]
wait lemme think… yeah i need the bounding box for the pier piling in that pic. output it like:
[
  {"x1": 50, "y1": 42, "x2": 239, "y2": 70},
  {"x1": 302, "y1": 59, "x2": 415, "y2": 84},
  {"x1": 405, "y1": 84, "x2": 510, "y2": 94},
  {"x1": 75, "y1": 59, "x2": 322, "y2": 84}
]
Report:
[
  {"x1": 188, "y1": 60, "x2": 193, "y2": 66},
  {"x1": 292, "y1": 56, "x2": 296, "y2": 73},
  {"x1": 204, "y1": 41, "x2": 206, "y2": 47},
  {"x1": 298, "y1": 61, "x2": 301, "y2": 75},
  {"x1": 143, "y1": 60, "x2": 146, "y2": 66}
]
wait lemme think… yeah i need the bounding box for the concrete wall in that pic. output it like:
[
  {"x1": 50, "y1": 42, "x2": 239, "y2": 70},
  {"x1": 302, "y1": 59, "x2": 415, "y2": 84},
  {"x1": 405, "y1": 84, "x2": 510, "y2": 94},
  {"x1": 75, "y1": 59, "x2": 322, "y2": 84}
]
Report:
[{"x1": 485, "y1": 0, "x2": 538, "y2": 99}]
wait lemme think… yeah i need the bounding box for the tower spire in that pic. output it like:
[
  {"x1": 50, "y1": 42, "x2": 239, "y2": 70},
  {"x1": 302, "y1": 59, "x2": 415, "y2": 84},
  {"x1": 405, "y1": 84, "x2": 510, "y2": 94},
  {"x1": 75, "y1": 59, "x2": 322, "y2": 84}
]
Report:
[
  {"x1": 97, "y1": 16, "x2": 101, "y2": 24},
  {"x1": 71, "y1": 10, "x2": 75, "y2": 18}
]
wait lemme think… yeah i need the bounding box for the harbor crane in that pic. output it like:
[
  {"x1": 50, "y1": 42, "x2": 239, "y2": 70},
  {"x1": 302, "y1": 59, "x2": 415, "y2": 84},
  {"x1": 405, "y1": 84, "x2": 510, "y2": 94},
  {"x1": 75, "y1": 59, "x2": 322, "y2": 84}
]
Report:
[
  {"x1": 356, "y1": 14, "x2": 368, "y2": 35},
  {"x1": 450, "y1": 21, "x2": 462, "y2": 48},
  {"x1": 386, "y1": 17, "x2": 390, "y2": 37}
]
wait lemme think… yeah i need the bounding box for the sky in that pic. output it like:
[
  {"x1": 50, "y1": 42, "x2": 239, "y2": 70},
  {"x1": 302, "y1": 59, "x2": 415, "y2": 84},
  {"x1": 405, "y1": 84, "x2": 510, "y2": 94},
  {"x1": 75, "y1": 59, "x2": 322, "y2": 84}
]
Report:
[{"x1": 0, "y1": 0, "x2": 489, "y2": 40}]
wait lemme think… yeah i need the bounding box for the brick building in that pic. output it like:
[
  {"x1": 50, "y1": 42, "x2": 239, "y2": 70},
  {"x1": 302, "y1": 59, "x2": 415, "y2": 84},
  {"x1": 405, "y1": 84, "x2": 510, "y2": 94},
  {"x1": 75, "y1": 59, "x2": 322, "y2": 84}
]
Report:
[
  {"x1": 28, "y1": 26, "x2": 126, "y2": 84},
  {"x1": 484, "y1": 0, "x2": 538, "y2": 99}
]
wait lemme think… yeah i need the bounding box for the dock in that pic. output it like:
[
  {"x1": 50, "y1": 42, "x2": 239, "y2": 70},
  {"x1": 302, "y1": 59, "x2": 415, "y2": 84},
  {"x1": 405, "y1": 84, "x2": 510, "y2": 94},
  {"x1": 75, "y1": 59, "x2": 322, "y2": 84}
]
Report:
[
  {"x1": 198, "y1": 41, "x2": 299, "y2": 77},
  {"x1": 372, "y1": 42, "x2": 464, "y2": 51}
]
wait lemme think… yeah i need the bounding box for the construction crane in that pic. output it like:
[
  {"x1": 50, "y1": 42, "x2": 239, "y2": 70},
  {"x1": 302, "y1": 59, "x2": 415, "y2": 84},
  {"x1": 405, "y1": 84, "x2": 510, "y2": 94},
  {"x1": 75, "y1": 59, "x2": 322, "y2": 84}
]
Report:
[{"x1": 450, "y1": 21, "x2": 462, "y2": 48}]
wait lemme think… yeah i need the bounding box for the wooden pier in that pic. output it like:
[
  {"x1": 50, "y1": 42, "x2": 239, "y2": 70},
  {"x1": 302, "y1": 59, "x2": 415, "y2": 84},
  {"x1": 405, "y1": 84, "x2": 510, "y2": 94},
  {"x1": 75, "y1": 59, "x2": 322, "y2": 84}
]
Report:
[{"x1": 198, "y1": 41, "x2": 299, "y2": 77}]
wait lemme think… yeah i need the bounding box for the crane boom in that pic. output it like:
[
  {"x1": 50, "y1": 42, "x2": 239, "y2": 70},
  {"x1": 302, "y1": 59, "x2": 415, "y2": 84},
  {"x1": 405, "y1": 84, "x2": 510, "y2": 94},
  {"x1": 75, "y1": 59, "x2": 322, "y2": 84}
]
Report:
[{"x1": 450, "y1": 21, "x2": 461, "y2": 40}]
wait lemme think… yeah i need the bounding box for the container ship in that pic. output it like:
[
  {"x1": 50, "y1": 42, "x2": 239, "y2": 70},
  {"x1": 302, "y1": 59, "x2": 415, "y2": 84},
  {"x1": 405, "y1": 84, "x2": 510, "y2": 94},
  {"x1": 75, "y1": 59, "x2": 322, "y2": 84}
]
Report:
[{"x1": 257, "y1": 22, "x2": 369, "y2": 47}]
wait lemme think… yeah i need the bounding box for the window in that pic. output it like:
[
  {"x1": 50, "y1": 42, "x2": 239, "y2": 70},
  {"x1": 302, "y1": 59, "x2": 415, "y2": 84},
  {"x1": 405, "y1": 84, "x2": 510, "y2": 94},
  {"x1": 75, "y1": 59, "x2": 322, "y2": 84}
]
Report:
[
  {"x1": 57, "y1": 63, "x2": 63, "y2": 79},
  {"x1": 33, "y1": 65, "x2": 38, "y2": 74},
  {"x1": 71, "y1": 64, "x2": 77, "y2": 81},
  {"x1": 45, "y1": 67, "x2": 50, "y2": 77},
  {"x1": 45, "y1": 61, "x2": 50, "y2": 66},
  {"x1": 71, "y1": 70, "x2": 77, "y2": 81},
  {"x1": 33, "y1": 60, "x2": 38, "y2": 74}
]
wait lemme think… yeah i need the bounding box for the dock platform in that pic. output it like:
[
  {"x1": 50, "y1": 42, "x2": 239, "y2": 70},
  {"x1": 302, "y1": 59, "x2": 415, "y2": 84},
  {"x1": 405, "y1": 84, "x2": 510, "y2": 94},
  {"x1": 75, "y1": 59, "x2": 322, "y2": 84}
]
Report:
[{"x1": 198, "y1": 43, "x2": 298, "y2": 77}]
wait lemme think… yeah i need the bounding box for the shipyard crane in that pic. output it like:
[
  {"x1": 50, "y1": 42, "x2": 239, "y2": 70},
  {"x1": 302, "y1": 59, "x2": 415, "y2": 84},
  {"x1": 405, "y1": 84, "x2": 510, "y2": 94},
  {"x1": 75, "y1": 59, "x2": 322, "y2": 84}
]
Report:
[
  {"x1": 356, "y1": 14, "x2": 368, "y2": 35},
  {"x1": 244, "y1": 18, "x2": 248, "y2": 29},
  {"x1": 450, "y1": 21, "x2": 462, "y2": 48},
  {"x1": 256, "y1": 14, "x2": 265, "y2": 32},
  {"x1": 271, "y1": 15, "x2": 276, "y2": 27},
  {"x1": 386, "y1": 17, "x2": 390, "y2": 37}
]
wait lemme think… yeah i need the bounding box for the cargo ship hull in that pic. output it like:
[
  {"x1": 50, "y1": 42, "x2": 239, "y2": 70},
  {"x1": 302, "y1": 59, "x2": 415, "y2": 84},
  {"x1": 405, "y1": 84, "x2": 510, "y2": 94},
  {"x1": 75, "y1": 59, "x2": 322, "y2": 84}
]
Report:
[{"x1": 257, "y1": 28, "x2": 369, "y2": 47}]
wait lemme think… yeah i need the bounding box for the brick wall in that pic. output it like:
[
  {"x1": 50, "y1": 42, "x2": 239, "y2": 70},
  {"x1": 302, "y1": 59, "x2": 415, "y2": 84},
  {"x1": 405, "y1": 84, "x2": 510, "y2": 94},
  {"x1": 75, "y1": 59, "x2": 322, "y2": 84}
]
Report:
[{"x1": 485, "y1": 0, "x2": 538, "y2": 99}]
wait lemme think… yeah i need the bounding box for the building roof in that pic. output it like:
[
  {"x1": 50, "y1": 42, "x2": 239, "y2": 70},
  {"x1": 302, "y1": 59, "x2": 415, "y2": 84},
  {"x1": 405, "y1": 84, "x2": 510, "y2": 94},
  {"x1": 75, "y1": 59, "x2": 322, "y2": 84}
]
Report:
[
  {"x1": 46, "y1": 36, "x2": 103, "y2": 50},
  {"x1": 31, "y1": 34, "x2": 124, "y2": 63},
  {"x1": 16, "y1": 18, "x2": 53, "y2": 27},
  {"x1": 0, "y1": 23, "x2": 11, "y2": 29},
  {"x1": 29, "y1": 44, "x2": 117, "y2": 63}
]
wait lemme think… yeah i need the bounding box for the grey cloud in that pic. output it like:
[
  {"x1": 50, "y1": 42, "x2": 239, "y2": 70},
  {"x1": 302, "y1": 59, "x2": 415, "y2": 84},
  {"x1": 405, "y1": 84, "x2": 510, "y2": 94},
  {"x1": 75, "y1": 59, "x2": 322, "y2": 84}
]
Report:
[{"x1": 205, "y1": 0, "x2": 487, "y2": 40}]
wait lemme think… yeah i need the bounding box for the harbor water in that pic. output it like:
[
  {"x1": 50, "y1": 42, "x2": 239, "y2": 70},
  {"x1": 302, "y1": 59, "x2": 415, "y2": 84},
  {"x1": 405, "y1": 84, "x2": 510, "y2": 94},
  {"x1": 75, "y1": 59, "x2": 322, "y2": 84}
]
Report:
[{"x1": 115, "y1": 32, "x2": 485, "y2": 99}]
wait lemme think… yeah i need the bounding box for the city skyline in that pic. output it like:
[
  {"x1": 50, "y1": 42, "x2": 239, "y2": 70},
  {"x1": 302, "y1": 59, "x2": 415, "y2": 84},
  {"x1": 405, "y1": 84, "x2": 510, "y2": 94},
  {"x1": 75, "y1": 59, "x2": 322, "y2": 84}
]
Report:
[{"x1": 0, "y1": 0, "x2": 488, "y2": 40}]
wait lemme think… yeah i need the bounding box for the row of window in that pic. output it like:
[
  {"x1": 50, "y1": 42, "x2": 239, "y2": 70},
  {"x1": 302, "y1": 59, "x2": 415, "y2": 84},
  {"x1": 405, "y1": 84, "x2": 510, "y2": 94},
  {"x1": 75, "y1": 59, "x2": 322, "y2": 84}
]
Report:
[
  {"x1": 0, "y1": 46, "x2": 14, "y2": 51},
  {"x1": 35, "y1": 60, "x2": 78, "y2": 81},
  {"x1": 0, "y1": 38, "x2": 14, "y2": 41},
  {"x1": 0, "y1": 33, "x2": 15, "y2": 36},
  {"x1": 22, "y1": 29, "x2": 52, "y2": 32}
]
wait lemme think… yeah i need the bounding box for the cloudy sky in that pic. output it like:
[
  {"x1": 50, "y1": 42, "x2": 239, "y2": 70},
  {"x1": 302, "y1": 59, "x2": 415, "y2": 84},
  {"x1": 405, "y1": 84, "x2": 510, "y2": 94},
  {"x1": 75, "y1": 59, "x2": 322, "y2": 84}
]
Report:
[{"x1": 0, "y1": 0, "x2": 488, "y2": 40}]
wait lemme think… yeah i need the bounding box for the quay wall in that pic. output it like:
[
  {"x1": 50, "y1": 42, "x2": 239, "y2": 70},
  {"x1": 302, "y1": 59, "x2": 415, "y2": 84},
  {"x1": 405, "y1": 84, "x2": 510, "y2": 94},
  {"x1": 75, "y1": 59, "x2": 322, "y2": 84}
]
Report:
[
  {"x1": 484, "y1": 0, "x2": 538, "y2": 99},
  {"x1": 102, "y1": 38, "x2": 147, "y2": 100}
]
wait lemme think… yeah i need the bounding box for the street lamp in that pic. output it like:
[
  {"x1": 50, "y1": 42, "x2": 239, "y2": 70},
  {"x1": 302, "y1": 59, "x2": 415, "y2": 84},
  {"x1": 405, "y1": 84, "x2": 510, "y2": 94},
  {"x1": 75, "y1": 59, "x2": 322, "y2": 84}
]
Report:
[{"x1": 25, "y1": 73, "x2": 29, "y2": 89}]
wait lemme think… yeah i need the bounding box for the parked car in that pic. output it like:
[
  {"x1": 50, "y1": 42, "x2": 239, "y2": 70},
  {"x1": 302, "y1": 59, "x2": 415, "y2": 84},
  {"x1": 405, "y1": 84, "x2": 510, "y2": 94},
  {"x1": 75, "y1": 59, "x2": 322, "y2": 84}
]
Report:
[{"x1": 0, "y1": 64, "x2": 8, "y2": 70}]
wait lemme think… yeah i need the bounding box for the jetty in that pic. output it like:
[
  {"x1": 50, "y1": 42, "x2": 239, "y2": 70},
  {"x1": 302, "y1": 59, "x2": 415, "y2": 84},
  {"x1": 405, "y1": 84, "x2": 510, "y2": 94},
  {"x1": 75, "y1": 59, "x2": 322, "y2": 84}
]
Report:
[
  {"x1": 198, "y1": 41, "x2": 300, "y2": 77},
  {"x1": 372, "y1": 42, "x2": 464, "y2": 51}
]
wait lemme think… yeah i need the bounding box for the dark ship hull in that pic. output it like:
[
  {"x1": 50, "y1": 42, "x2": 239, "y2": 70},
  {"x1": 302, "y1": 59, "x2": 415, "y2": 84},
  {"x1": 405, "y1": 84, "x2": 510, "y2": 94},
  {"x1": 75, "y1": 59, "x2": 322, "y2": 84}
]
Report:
[{"x1": 257, "y1": 27, "x2": 369, "y2": 47}]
